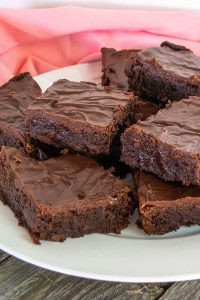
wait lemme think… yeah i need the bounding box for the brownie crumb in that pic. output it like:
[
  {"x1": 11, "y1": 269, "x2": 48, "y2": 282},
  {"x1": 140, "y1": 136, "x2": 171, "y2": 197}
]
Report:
[
  {"x1": 60, "y1": 148, "x2": 69, "y2": 155},
  {"x1": 25, "y1": 143, "x2": 34, "y2": 154},
  {"x1": 29, "y1": 231, "x2": 41, "y2": 245}
]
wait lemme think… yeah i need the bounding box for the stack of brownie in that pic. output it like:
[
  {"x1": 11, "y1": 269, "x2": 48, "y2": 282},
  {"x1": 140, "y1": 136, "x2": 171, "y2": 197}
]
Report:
[
  {"x1": 111, "y1": 41, "x2": 200, "y2": 235},
  {"x1": 0, "y1": 73, "x2": 140, "y2": 243},
  {"x1": 1, "y1": 40, "x2": 200, "y2": 244}
]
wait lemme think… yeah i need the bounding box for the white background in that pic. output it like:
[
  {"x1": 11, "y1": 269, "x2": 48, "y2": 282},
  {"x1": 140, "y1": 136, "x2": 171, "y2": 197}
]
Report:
[{"x1": 0, "y1": 0, "x2": 200, "y2": 11}]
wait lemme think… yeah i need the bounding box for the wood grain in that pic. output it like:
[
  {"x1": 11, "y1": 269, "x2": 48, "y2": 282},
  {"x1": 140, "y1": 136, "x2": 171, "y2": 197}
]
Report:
[
  {"x1": 0, "y1": 254, "x2": 164, "y2": 300},
  {"x1": 160, "y1": 280, "x2": 200, "y2": 300},
  {"x1": 0, "y1": 250, "x2": 10, "y2": 263},
  {"x1": 0, "y1": 250, "x2": 199, "y2": 300}
]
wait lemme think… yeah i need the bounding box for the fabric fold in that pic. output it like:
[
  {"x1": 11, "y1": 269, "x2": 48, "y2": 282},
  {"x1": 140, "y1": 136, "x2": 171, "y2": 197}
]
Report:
[{"x1": 0, "y1": 6, "x2": 200, "y2": 84}]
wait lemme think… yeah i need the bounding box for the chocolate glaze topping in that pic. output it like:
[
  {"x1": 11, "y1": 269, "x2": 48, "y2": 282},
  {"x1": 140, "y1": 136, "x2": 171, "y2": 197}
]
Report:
[
  {"x1": 139, "y1": 42, "x2": 200, "y2": 79},
  {"x1": 136, "y1": 96, "x2": 200, "y2": 154},
  {"x1": 3, "y1": 147, "x2": 125, "y2": 207},
  {"x1": 0, "y1": 72, "x2": 41, "y2": 97},
  {"x1": 136, "y1": 172, "x2": 200, "y2": 204},
  {"x1": 28, "y1": 79, "x2": 130, "y2": 127},
  {"x1": 0, "y1": 73, "x2": 41, "y2": 133}
]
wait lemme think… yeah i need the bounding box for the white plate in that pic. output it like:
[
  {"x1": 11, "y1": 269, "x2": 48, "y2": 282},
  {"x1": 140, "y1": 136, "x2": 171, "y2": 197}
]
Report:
[{"x1": 1, "y1": 62, "x2": 200, "y2": 283}]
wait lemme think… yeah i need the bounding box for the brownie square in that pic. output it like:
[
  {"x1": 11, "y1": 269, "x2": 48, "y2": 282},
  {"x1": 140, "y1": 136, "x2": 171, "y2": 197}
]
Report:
[
  {"x1": 26, "y1": 79, "x2": 152, "y2": 157},
  {"x1": 135, "y1": 171, "x2": 200, "y2": 235},
  {"x1": 101, "y1": 47, "x2": 139, "y2": 90},
  {"x1": 125, "y1": 41, "x2": 200, "y2": 104},
  {"x1": 0, "y1": 146, "x2": 134, "y2": 242},
  {"x1": 121, "y1": 96, "x2": 200, "y2": 186},
  {"x1": 0, "y1": 72, "x2": 41, "y2": 148}
]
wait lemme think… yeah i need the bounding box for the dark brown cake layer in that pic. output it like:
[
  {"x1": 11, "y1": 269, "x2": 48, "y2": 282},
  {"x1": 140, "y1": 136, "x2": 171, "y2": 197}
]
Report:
[
  {"x1": 0, "y1": 147, "x2": 134, "y2": 242},
  {"x1": 26, "y1": 79, "x2": 156, "y2": 156},
  {"x1": 121, "y1": 96, "x2": 200, "y2": 186},
  {"x1": 0, "y1": 73, "x2": 41, "y2": 148},
  {"x1": 135, "y1": 172, "x2": 200, "y2": 235},
  {"x1": 101, "y1": 47, "x2": 139, "y2": 90},
  {"x1": 125, "y1": 41, "x2": 200, "y2": 103}
]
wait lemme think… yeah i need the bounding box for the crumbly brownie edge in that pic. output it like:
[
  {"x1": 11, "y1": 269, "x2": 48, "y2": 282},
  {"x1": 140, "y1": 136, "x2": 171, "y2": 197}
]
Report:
[
  {"x1": 125, "y1": 54, "x2": 200, "y2": 103},
  {"x1": 26, "y1": 110, "x2": 112, "y2": 155},
  {"x1": 36, "y1": 190, "x2": 133, "y2": 242},
  {"x1": 26, "y1": 98, "x2": 135, "y2": 156},
  {"x1": 0, "y1": 149, "x2": 40, "y2": 234},
  {"x1": 140, "y1": 201, "x2": 200, "y2": 235},
  {"x1": 121, "y1": 125, "x2": 200, "y2": 186}
]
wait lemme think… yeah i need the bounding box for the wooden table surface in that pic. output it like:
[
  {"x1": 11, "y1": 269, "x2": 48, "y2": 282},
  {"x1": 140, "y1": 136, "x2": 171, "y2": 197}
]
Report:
[{"x1": 0, "y1": 250, "x2": 199, "y2": 300}]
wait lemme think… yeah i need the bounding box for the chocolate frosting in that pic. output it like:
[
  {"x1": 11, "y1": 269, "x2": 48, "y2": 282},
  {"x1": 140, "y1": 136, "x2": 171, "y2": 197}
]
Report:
[
  {"x1": 137, "y1": 96, "x2": 200, "y2": 154},
  {"x1": 135, "y1": 172, "x2": 200, "y2": 204},
  {"x1": 28, "y1": 79, "x2": 129, "y2": 127},
  {"x1": 0, "y1": 72, "x2": 41, "y2": 96},
  {"x1": 101, "y1": 48, "x2": 139, "y2": 89},
  {"x1": 3, "y1": 147, "x2": 125, "y2": 207},
  {"x1": 139, "y1": 42, "x2": 200, "y2": 79},
  {"x1": 0, "y1": 73, "x2": 41, "y2": 132}
]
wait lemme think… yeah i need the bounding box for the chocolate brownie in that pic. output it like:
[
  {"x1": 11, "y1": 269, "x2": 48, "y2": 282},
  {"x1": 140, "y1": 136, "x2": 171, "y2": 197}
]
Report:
[
  {"x1": 0, "y1": 73, "x2": 61, "y2": 160},
  {"x1": 0, "y1": 72, "x2": 41, "y2": 148},
  {"x1": 101, "y1": 47, "x2": 139, "y2": 90},
  {"x1": 26, "y1": 79, "x2": 154, "y2": 156},
  {"x1": 121, "y1": 96, "x2": 200, "y2": 186},
  {"x1": 125, "y1": 41, "x2": 200, "y2": 104},
  {"x1": 135, "y1": 171, "x2": 200, "y2": 235},
  {"x1": 0, "y1": 146, "x2": 134, "y2": 242}
]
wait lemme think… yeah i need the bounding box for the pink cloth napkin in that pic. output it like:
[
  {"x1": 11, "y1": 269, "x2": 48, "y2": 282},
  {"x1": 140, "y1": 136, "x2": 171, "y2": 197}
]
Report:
[{"x1": 0, "y1": 6, "x2": 200, "y2": 84}]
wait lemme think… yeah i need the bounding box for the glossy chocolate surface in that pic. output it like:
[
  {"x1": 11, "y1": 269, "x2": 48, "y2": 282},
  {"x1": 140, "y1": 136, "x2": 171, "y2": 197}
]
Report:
[
  {"x1": 139, "y1": 41, "x2": 200, "y2": 79},
  {"x1": 28, "y1": 79, "x2": 129, "y2": 127},
  {"x1": 135, "y1": 172, "x2": 200, "y2": 204},
  {"x1": 0, "y1": 73, "x2": 41, "y2": 133},
  {"x1": 2, "y1": 147, "x2": 125, "y2": 207},
  {"x1": 136, "y1": 96, "x2": 200, "y2": 154}
]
